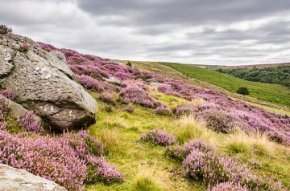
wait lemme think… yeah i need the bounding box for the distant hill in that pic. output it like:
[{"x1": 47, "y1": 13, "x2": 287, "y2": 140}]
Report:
[
  {"x1": 219, "y1": 64, "x2": 290, "y2": 88},
  {"x1": 222, "y1": 62, "x2": 290, "y2": 70},
  {"x1": 157, "y1": 62, "x2": 290, "y2": 108}
]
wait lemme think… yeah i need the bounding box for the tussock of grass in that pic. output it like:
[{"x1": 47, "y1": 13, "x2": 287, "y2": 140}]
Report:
[
  {"x1": 132, "y1": 164, "x2": 164, "y2": 191},
  {"x1": 92, "y1": 128, "x2": 122, "y2": 155},
  {"x1": 171, "y1": 115, "x2": 216, "y2": 144},
  {"x1": 133, "y1": 177, "x2": 163, "y2": 191},
  {"x1": 222, "y1": 131, "x2": 274, "y2": 156}
]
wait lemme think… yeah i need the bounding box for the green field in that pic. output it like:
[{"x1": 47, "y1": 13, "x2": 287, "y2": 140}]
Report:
[{"x1": 160, "y1": 62, "x2": 290, "y2": 108}]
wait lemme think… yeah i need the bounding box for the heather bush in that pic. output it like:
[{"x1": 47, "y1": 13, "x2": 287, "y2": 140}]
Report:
[
  {"x1": 183, "y1": 150, "x2": 250, "y2": 186},
  {"x1": 62, "y1": 131, "x2": 104, "y2": 158},
  {"x1": 209, "y1": 182, "x2": 249, "y2": 191},
  {"x1": 182, "y1": 144, "x2": 283, "y2": 190},
  {"x1": 86, "y1": 156, "x2": 123, "y2": 184},
  {"x1": 173, "y1": 104, "x2": 197, "y2": 116},
  {"x1": 120, "y1": 81, "x2": 158, "y2": 108},
  {"x1": 183, "y1": 140, "x2": 216, "y2": 155},
  {"x1": 19, "y1": 112, "x2": 41, "y2": 133},
  {"x1": 141, "y1": 129, "x2": 176, "y2": 146},
  {"x1": 123, "y1": 104, "x2": 135, "y2": 113},
  {"x1": 0, "y1": 24, "x2": 12, "y2": 34},
  {"x1": 77, "y1": 75, "x2": 105, "y2": 92},
  {"x1": 156, "y1": 104, "x2": 172, "y2": 116},
  {"x1": 204, "y1": 111, "x2": 235, "y2": 133},
  {"x1": 0, "y1": 88, "x2": 14, "y2": 100},
  {"x1": 99, "y1": 93, "x2": 116, "y2": 105}
]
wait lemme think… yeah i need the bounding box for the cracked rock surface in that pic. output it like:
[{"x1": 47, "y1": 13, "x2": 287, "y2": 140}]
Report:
[{"x1": 0, "y1": 33, "x2": 97, "y2": 132}]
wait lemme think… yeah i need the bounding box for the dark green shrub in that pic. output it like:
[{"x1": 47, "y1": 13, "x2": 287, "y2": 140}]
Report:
[
  {"x1": 126, "y1": 61, "x2": 132, "y2": 67},
  {"x1": 237, "y1": 87, "x2": 249, "y2": 95},
  {"x1": 0, "y1": 25, "x2": 12, "y2": 34}
]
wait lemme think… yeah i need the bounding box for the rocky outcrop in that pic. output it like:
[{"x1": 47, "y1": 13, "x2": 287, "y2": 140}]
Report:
[
  {"x1": 0, "y1": 32, "x2": 97, "y2": 132},
  {"x1": 0, "y1": 164, "x2": 67, "y2": 191}
]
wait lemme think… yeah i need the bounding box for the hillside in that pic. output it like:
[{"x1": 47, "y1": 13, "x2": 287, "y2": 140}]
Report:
[
  {"x1": 222, "y1": 62, "x2": 290, "y2": 70},
  {"x1": 1, "y1": 30, "x2": 290, "y2": 191},
  {"x1": 158, "y1": 62, "x2": 290, "y2": 109},
  {"x1": 219, "y1": 66, "x2": 290, "y2": 88}
]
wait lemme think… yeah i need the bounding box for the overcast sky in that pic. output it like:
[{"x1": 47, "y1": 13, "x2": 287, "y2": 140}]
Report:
[{"x1": 1, "y1": 0, "x2": 290, "y2": 65}]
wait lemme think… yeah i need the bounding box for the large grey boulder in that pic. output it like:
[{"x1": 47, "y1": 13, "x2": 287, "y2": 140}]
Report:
[
  {"x1": 0, "y1": 33, "x2": 97, "y2": 132},
  {"x1": 0, "y1": 164, "x2": 67, "y2": 191}
]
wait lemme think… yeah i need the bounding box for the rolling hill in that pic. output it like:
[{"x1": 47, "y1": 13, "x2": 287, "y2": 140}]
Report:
[{"x1": 157, "y1": 62, "x2": 290, "y2": 109}]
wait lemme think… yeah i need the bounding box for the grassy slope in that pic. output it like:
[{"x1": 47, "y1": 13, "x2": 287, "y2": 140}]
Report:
[
  {"x1": 86, "y1": 89, "x2": 290, "y2": 191},
  {"x1": 160, "y1": 62, "x2": 290, "y2": 108},
  {"x1": 120, "y1": 60, "x2": 290, "y2": 115}
]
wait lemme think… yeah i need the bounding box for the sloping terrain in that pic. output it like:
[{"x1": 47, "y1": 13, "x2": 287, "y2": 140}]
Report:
[
  {"x1": 222, "y1": 62, "x2": 290, "y2": 70},
  {"x1": 1, "y1": 31, "x2": 290, "y2": 191},
  {"x1": 159, "y1": 62, "x2": 290, "y2": 108},
  {"x1": 219, "y1": 66, "x2": 290, "y2": 88}
]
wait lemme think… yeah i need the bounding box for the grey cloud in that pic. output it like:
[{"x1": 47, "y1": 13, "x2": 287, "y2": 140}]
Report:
[
  {"x1": 1, "y1": 0, "x2": 290, "y2": 65},
  {"x1": 77, "y1": 0, "x2": 290, "y2": 26}
]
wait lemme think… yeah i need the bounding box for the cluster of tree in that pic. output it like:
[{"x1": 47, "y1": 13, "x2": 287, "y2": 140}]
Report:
[{"x1": 218, "y1": 66, "x2": 290, "y2": 88}]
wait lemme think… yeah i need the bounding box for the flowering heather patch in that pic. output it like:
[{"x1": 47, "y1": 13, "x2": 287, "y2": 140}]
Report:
[
  {"x1": 182, "y1": 141, "x2": 283, "y2": 190},
  {"x1": 19, "y1": 112, "x2": 41, "y2": 133},
  {"x1": 141, "y1": 129, "x2": 176, "y2": 146},
  {"x1": 156, "y1": 104, "x2": 172, "y2": 116},
  {"x1": 77, "y1": 75, "x2": 105, "y2": 92},
  {"x1": 62, "y1": 131, "x2": 104, "y2": 159},
  {"x1": 99, "y1": 93, "x2": 116, "y2": 105},
  {"x1": 0, "y1": 130, "x2": 122, "y2": 190},
  {"x1": 209, "y1": 182, "x2": 249, "y2": 191},
  {"x1": 37, "y1": 42, "x2": 57, "y2": 52},
  {"x1": 86, "y1": 156, "x2": 124, "y2": 184},
  {"x1": 120, "y1": 80, "x2": 159, "y2": 108},
  {"x1": 0, "y1": 88, "x2": 14, "y2": 100},
  {"x1": 0, "y1": 131, "x2": 87, "y2": 190},
  {"x1": 204, "y1": 110, "x2": 236, "y2": 134},
  {"x1": 183, "y1": 140, "x2": 216, "y2": 155},
  {"x1": 173, "y1": 103, "x2": 198, "y2": 116}
]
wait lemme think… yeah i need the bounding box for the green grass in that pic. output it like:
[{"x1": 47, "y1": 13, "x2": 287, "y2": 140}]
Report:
[
  {"x1": 86, "y1": 102, "x2": 203, "y2": 191},
  {"x1": 161, "y1": 62, "x2": 290, "y2": 108}
]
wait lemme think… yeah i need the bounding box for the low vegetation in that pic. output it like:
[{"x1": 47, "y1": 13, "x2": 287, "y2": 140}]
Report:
[
  {"x1": 220, "y1": 66, "x2": 290, "y2": 88},
  {"x1": 161, "y1": 62, "x2": 290, "y2": 108}
]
